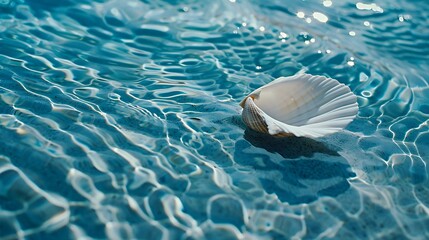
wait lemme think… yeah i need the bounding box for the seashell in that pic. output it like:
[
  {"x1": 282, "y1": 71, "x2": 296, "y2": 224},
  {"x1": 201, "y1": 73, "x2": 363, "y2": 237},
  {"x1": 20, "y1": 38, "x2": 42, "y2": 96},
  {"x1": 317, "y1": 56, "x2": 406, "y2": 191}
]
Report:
[{"x1": 240, "y1": 73, "x2": 358, "y2": 138}]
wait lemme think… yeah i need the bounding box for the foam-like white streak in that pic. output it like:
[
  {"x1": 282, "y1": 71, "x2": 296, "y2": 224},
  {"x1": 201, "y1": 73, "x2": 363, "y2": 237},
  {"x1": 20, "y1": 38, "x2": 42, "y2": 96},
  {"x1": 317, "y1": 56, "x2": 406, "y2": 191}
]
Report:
[
  {"x1": 67, "y1": 168, "x2": 104, "y2": 203},
  {"x1": 162, "y1": 195, "x2": 201, "y2": 233},
  {"x1": 105, "y1": 222, "x2": 133, "y2": 239}
]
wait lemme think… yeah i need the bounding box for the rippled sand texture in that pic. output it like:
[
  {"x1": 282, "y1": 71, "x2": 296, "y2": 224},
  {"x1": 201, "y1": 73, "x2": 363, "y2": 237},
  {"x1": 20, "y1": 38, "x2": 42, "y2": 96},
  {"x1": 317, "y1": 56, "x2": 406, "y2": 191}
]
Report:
[{"x1": 1, "y1": 0, "x2": 429, "y2": 239}]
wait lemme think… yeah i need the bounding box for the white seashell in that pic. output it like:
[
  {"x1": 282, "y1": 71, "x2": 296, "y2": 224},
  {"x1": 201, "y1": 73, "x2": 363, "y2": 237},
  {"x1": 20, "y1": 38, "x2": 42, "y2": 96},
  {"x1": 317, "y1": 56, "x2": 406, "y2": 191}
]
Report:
[{"x1": 240, "y1": 73, "x2": 358, "y2": 138}]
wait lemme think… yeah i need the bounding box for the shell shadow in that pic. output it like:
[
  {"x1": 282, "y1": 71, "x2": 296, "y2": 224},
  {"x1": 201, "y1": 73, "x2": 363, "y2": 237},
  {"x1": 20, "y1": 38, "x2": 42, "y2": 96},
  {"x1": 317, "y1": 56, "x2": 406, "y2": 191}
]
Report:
[
  {"x1": 243, "y1": 129, "x2": 340, "y2": 158},
  {"x1": 233, "y1": 129, "x2": 355, "y2": 204}
]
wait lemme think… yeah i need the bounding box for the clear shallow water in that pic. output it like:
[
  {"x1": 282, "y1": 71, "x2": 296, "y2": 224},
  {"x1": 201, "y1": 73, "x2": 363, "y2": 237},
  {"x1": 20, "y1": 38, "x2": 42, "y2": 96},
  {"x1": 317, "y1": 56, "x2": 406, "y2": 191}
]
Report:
[{"x1": 0, "y1": 0, "x2": 428, "y2": 239}]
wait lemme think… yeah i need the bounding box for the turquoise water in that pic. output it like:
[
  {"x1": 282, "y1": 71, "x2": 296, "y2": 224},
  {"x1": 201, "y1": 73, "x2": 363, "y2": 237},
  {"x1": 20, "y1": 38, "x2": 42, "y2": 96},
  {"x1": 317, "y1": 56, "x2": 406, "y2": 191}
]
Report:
[{"x1": 1, "y1": 0, "x2": 429, "y2": 239}]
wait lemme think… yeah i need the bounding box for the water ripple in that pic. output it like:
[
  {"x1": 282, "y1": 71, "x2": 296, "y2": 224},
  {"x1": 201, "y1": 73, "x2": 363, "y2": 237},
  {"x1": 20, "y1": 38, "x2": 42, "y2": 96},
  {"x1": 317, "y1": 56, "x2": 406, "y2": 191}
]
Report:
[{"x1": 0, "y1": 0, "x2": 429, "y2": 239}]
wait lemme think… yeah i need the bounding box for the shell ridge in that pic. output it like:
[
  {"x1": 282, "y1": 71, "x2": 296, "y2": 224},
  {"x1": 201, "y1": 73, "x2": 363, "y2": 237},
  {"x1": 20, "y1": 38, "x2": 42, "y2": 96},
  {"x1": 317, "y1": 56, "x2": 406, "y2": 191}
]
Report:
[
  {"x1": 307, "y1": 115, "x2": 357, "y2": 127},
  {"x1": 307, "y1": 100, "x2": 358, "y2": 122},
  {"x1": 281, "y1": 91, "x2": 356, "y2": 125},
  {"x1": 316, "y1": 94, "x2": 357, "y2": 114},
  {"x1": 319, "y1": 97, "x2": 358, "y2": 113},
  {"x1": 279, "y1": 77, "x2": 353, "y2": 123},
  {"x1": 323, "y1": 87, "x2": 356, "y2": 103}
]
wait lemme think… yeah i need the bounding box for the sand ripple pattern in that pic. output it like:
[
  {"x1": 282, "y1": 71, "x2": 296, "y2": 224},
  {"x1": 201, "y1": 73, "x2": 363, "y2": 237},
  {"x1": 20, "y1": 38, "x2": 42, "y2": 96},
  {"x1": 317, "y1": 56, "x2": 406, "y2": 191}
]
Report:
[{"x1": 0, "y1": 0, "x2": 428, "y2": 239}]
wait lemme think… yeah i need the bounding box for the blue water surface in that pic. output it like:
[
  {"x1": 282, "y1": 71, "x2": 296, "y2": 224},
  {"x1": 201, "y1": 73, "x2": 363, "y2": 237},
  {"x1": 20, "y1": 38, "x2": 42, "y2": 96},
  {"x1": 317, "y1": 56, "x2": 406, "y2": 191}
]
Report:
[{"x1": 0, "y1": 0, "x2": 429, "y2": 239}]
